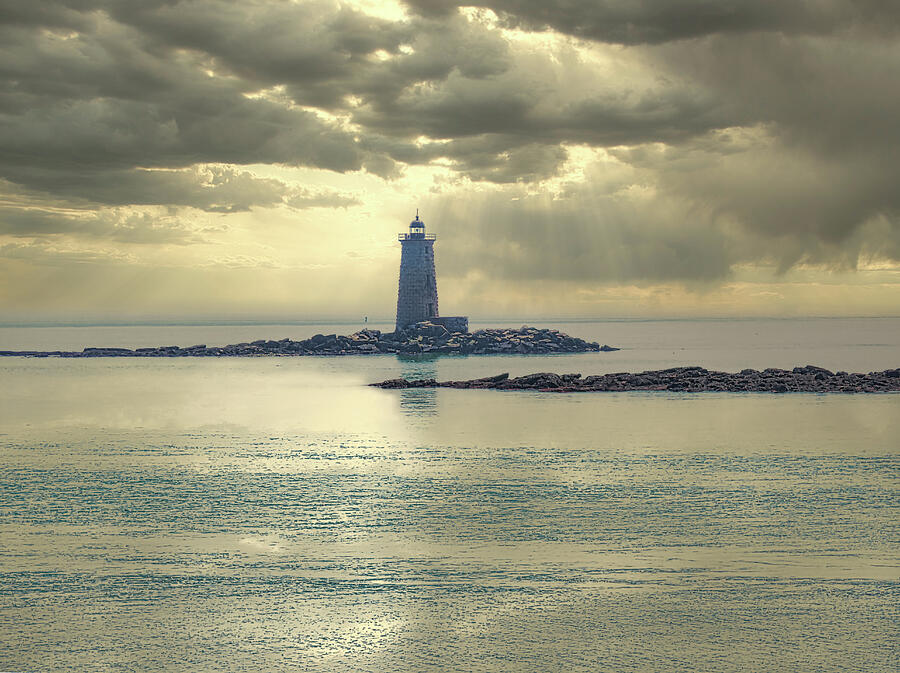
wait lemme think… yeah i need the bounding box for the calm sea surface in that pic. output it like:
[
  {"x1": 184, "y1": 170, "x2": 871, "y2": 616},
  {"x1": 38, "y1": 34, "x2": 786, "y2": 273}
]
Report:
[{"x1": 1, "y1": 319, "x2": 898, "y2": 672}]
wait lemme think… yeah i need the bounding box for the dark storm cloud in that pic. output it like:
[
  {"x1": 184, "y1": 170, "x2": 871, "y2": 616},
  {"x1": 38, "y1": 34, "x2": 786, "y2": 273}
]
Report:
[
  {"x1": 621, "y1": 33, "x2": 900, "y2": 273},
  {"x1": 0, "y1": 0, "x2": 744, "y2": 201},
  {"x1": 1, "y1": 0, "x2": 898, "y2": 283},
  {"x1": 401, "y1": 1, "x2": 900, "y2": 280},
  {"x1": 650, "y1": 32, "x2": 900, "y2": 158},
  {"x1": 444, "y1": 140, "x2": 568, "y2": 183},
  {"x1": 615, "y1": 138, "x2": 900, "y2": 269},
  {"x1": 0, "y1": 57, "x2": 363, "y2": 173},
  {"x1": 403, "y1": 0, "x2": 900, "y2": 43},
  {"x1": 0, "y1": 0, "x2": 97, "y2": 30},
  {"x1": 430, "y1": 130, "x2": 900, "y2": 285},
  {"x1": 0, "y1": 5, "x2": 370, "y2": 214},
  {"x1": 105, "y1": 0, "x2": 413, "y2": 109}
]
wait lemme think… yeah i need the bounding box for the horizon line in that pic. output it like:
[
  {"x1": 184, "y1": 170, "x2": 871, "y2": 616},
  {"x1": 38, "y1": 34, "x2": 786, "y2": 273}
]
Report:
[{"x1": 2, "y1": 315, "x2": 899, "y2": 328}]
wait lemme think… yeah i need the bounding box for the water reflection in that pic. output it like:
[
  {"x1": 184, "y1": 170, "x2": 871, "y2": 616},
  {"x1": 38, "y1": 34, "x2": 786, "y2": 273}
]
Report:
[
  {"x1": 396, "y1": 354, "x2": 439, "y2": 417},
  {"x1": 2, "y1": 355, "x2": 899, "y2": 672}
]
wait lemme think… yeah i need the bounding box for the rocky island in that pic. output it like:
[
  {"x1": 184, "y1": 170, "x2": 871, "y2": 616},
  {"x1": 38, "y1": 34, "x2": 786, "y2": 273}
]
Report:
[
  {"x1": 373, "y1": 365, "x2": 900, "y2": 393},
  {"x1": 0, "y1": 323, "x2": 616, "y2": 358}
]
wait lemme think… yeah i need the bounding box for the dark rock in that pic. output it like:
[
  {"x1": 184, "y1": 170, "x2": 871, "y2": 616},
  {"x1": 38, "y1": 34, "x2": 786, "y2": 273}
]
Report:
[
  {"x1": 1, "y1": 326, "x2": 617, "y2": 358},
  {"x1": 376, "y1": 378, "x2": 413, "y2": 389},
  {"x1": 372, "y1": 366, "x2": 900, "y2": 394},
  {"x1": 445, "y1": 372, "x2": 510, "y2": 389},
  {"x1": 793, "y1": 365, "x2": 833, "y2": 376},
  {"x1": 378, "y1": 377, "x2": 436, "y2": 388},
  {"x1": 504, "y1": 372, "x2": 564, "y2": 389}
]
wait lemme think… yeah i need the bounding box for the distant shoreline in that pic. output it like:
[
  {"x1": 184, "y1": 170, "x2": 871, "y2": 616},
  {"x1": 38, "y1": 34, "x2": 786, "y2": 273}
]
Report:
[{"x1": 2, "y1": 315, "x2": 898, "y2": 329}]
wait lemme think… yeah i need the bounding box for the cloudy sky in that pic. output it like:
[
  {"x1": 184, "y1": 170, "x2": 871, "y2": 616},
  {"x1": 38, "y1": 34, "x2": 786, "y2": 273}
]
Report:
[{"x1": 2, "y1": 0, "x2": 898, "y2": 322}]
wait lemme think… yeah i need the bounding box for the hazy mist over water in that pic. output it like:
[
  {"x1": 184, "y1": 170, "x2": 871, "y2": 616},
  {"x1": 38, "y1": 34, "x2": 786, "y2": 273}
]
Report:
[{"x1": 1, "y1": 318, "x2": 898, "y2": 671}]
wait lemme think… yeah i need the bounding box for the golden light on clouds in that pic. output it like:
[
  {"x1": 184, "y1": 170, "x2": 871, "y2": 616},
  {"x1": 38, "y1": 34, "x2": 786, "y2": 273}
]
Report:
[{"x1": 1, "y1": 1, "x2": 898, "y2": 321}]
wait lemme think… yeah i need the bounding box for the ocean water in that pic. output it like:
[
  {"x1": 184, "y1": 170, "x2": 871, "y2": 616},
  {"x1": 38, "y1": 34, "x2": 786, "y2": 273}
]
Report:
[{"x1": 0, "y1": 319, "x2": 898, "y2": 672}]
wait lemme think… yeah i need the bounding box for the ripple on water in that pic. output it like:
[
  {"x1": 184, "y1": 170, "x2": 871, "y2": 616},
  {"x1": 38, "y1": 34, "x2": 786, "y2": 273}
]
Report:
[{"x1": 1, "y1": 381, "x2": 898, "y2": 671}]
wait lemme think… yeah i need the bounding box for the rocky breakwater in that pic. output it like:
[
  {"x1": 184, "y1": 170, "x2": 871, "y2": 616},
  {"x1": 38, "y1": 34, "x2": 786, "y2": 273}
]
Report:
[
  {"x1": 0, "y1": 322, "x2": 615, "y2": 357},
  {"x1": 383, "y1": 322, "x2": 615, "y2": 355},
  {"x1": 373, "y1": 365, "x2": 900, "y2": 393}
]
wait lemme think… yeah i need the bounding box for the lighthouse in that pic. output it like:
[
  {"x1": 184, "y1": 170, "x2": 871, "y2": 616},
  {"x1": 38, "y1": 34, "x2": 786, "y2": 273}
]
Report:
[{"x1": 395, "y1": 212, "x2": 468, "y2": 334}]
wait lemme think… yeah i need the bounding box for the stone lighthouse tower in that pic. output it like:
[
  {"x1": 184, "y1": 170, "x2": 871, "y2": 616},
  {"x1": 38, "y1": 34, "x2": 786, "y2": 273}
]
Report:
[
  {"x1": 395, "y1": 212, "x2": 438, "y2": 331},
  {"x1": 395, "y1": 212, "x2": 467, "y2": 333}
]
